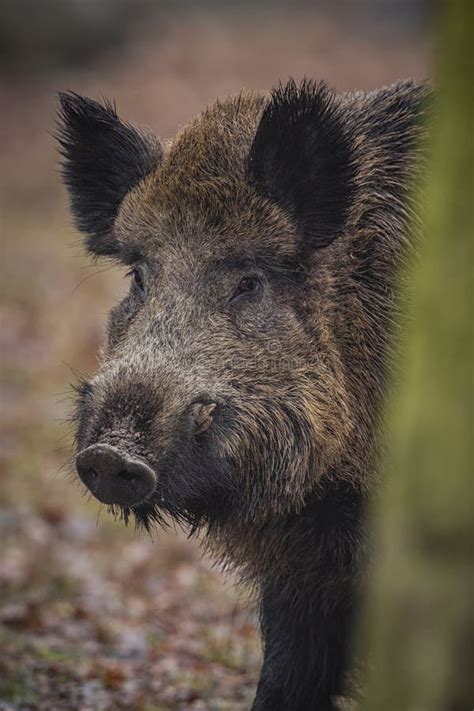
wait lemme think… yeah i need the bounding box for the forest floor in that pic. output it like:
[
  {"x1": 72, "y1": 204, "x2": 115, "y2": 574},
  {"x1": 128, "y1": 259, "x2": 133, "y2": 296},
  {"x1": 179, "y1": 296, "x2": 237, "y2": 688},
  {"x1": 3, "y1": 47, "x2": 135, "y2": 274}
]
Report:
[{"x1": 0, "y1": 505, "x2": 259, "y2": 711}]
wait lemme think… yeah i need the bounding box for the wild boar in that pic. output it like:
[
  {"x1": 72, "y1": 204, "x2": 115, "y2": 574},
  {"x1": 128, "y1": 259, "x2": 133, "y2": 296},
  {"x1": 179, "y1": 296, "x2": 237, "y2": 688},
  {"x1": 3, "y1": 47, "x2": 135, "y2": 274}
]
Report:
[{"x1": 57, "y1": 78, "x2": 428, "y2": 710}]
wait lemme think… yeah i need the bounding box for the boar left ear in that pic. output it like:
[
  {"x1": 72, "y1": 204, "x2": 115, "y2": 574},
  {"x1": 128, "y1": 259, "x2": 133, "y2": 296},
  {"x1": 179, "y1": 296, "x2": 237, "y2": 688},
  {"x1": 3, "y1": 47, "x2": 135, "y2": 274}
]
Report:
[
  {"x1": 57, "y1": 92, "x2": 162, "y2": 257},
  {"x1": 248, "y1": 79, "x2": 355, "y2": 249}
]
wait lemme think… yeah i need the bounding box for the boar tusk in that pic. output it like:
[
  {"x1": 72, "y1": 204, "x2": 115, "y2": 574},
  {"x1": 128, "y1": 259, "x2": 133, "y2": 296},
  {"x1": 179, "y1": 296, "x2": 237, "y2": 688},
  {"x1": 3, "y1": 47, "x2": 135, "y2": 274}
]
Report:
[{"x1": 194, "y1": 402, "x2": 217, "y2": 434}]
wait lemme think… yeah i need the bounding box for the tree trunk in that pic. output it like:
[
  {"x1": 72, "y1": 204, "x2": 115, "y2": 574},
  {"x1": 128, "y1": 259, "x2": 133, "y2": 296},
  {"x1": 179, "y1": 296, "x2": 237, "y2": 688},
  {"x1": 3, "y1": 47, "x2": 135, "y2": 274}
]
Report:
[{"x1": 360, "y1": 1, "x2": 473, "y2": 709}]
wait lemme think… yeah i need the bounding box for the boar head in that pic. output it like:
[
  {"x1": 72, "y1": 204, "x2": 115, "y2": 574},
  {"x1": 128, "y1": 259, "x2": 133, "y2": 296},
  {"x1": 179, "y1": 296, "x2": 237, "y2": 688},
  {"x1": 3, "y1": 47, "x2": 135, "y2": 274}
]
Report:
[{"x1": 58, "y1": 81, "x2": 362, "y2": 533}]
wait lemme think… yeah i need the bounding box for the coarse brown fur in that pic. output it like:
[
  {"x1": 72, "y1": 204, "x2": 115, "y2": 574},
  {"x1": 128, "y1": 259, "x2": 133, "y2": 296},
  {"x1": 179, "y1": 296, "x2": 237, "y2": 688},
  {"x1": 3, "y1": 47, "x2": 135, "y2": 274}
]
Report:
[{"x1": 57, "y1": 79, "x2": 430, "y2": 709}]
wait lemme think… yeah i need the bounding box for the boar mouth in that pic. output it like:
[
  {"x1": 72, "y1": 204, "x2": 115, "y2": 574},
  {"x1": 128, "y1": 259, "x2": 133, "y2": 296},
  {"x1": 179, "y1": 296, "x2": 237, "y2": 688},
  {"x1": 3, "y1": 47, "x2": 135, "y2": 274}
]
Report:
[{"x1": 75, "y1": 443, "x2": 158, "y2": 508}]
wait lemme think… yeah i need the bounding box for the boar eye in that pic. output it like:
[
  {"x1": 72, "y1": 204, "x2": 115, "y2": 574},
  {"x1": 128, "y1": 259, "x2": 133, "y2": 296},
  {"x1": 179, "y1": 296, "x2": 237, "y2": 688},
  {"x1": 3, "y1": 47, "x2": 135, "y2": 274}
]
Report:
[
  {"x1": 126, "y1": 267, "x2": 145, "y2": 295},
  {"x1": 230, "y1": 275, "x2": 263, "y2": 302}
]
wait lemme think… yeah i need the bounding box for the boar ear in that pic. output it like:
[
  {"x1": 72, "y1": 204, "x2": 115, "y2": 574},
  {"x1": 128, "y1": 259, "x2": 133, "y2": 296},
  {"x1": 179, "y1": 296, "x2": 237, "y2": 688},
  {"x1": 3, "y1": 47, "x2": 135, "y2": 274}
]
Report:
[
  {"x1": 57, "y1": 92, "x2": 162, "y2": 257},
  {"x1": 248, "y1": 79, "x2": 355, "y2": 249}
]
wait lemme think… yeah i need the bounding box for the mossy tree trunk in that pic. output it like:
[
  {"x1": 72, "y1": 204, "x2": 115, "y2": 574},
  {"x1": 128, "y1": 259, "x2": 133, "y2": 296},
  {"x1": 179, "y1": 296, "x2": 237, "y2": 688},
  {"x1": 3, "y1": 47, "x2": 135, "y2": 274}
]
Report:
[{"x1": 359, "y1": 1, "x2": 473, "y2": 709}]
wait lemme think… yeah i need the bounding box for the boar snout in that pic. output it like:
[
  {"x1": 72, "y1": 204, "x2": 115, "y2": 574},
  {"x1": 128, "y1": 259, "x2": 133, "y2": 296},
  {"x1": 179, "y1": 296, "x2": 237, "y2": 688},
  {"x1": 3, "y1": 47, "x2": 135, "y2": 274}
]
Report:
[{"x1": 75, "y1": 443, "x2": 157, "y2": 507}]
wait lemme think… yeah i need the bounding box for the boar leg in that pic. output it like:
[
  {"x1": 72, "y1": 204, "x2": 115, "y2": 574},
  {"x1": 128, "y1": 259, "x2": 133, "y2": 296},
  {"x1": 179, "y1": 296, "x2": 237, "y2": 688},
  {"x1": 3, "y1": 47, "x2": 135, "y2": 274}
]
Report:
[{"x1": 252, "y1": 578, "x2": 354, "y2": 711}]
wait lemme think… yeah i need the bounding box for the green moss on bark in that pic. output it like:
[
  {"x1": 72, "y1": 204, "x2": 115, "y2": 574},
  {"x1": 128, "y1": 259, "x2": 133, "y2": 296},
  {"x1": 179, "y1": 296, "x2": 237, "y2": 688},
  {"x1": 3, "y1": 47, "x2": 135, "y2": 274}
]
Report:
[{"x1": 361, "y1": 1, "x2": 473, "y2": 709}]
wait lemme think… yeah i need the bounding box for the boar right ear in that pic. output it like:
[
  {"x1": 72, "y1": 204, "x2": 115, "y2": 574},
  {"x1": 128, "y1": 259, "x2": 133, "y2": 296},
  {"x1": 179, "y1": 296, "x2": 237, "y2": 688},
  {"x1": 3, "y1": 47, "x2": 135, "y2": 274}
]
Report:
[
  {"x1": 248, "y1": 79, "x2": 355, "y2": 249},
  {"x1": 57, "y1": 92, "x2": 162, "y2": 257}
]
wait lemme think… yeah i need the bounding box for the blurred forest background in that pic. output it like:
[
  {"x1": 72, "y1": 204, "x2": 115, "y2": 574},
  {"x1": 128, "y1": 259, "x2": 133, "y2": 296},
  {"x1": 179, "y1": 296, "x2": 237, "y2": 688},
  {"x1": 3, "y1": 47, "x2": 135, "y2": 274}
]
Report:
[{"x1": 1, "y1": 2, "x2": 432, "y2": 709}]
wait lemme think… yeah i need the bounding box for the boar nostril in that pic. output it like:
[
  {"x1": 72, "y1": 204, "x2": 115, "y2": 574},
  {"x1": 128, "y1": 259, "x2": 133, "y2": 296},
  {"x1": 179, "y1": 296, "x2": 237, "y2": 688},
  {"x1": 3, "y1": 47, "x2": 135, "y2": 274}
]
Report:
[
  {"x1": 191, "y1": 402, "x2": 217, "y2": 435},
  {"x1": 75, "y1": 444, "x2": 157, "y2": 507}
]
